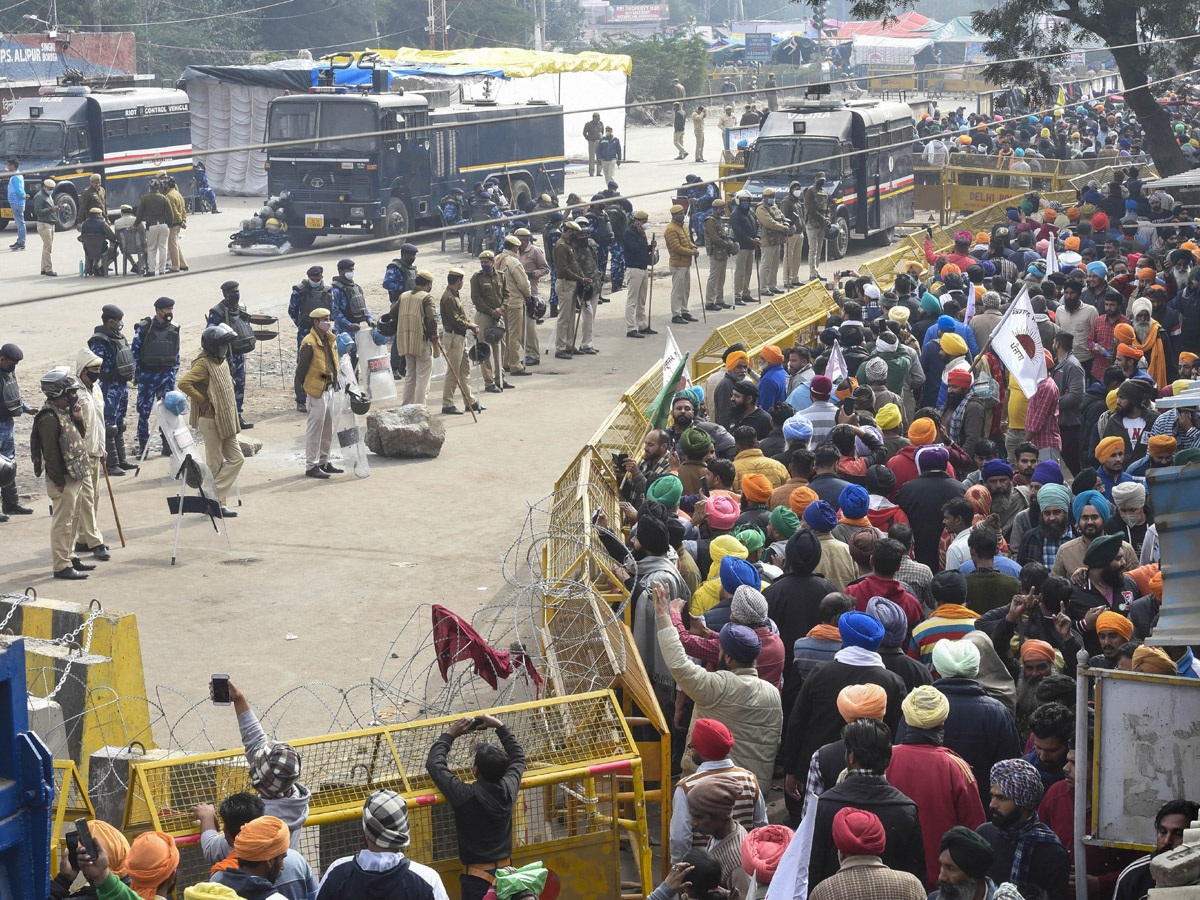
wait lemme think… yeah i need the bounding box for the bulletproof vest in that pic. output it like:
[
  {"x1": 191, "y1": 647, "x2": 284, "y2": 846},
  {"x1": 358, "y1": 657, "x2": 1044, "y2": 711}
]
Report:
[
  {"x1": 590, "y1": 212, "x2": 613, "y2": 243},
  {"x1": 136, "y1": 318, "x2": 180, "y2": 373},
  {"x1": 209, "y1": 302, "x2": 257, "y2": 354},
  {"x1": 91, "y1": 325, "x2": 135, "y2": 382},
  {"x1": 0, "y1": 368, "x2": 22, "y2": 417},
  {"x1": 333, "y1": 276, "x2": 369, "y2": 323},
  {"x1": 296, "y1": 281, "x2": 332, "y2": 330},
  {"x1": 545, "y1": 226, "x2": 562, "y2": 259}
]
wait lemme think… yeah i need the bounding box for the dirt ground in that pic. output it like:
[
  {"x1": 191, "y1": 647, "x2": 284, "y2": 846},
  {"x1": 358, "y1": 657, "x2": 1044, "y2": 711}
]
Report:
[{"x1": 0, "y1": 117, "x2": 888, "y2": 746}]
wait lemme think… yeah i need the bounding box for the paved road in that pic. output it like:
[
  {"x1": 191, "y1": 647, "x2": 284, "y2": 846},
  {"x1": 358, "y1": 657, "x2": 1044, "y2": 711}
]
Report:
[{"x1": 0, "y1": 119, "x2": 889, "y2": 743}]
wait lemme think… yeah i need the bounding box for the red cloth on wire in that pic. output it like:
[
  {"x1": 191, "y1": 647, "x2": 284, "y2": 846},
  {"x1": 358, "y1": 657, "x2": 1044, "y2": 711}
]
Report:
[{"x1": 432, "y1": 604, "x2": 514, "y2": 688}]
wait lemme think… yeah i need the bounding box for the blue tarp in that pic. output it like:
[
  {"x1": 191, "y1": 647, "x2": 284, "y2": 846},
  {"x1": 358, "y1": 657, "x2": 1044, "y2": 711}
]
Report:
[
  {"x1": 310, "y1": 64, "x2": 506, "y2": 85},
  {"x1": 0, "y1": 37, "x2": 129, "y2": 82}
]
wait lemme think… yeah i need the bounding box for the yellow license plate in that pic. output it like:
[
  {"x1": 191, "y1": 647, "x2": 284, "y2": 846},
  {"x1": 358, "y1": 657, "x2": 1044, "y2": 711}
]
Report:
[
  {"x1": 0, "y1": 208, "x2": 12, "y2": 219},
  {"x1": 304, "y1": 214, "x2": 324, "y2": 229}
]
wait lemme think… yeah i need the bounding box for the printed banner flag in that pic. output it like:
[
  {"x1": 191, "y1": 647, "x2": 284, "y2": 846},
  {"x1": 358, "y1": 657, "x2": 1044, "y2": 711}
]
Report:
[
  {"x1": 988, "y1": 286, "x2": 1046, "y2": 397},
  {"x1": 663, "y1": 329, "x2": 690, "y2": 389},
  {"x1": 826, "y1": 341, "x2": 848, "y2": 384}
]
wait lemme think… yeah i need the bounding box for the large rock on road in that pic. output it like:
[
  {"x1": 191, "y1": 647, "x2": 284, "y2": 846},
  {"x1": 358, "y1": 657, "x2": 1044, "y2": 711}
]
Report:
[{"x1": 365, "y1": 405, "x2": 446, "y2": 458}]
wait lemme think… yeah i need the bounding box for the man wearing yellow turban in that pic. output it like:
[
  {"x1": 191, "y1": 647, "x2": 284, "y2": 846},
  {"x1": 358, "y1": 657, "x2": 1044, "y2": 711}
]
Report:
[{"x1": 889, "y1": 685, "x2": 985, "y2": 891}]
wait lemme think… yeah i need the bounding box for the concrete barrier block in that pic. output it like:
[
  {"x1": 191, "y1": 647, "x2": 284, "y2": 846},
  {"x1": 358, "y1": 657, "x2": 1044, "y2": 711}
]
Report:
[
  {"x1": 28, "y1": 695, "x2": 68, "y2": 761},
  {"x1": 88, "y1": 744, "x2": 177, "y2": 828},
  {"x1": 1151, "y1": 843, "x2": 1200, "y2": 887},
  {"x1": 2, "y1": 634, "x2": 154, "y2": 785}
]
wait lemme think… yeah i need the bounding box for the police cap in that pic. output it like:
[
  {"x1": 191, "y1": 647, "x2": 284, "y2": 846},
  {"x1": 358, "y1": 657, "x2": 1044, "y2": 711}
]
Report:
[
  {"x1": 400, "y1": 242, "x2": 419, "y2": 254},
  {"x1": 154, "y1": 297, "x2": 175, "y2": 310},
  {"x1": 0, "y1": 343, "x2": 22, "y2": 362},
  {"x1": 448, "y1": 268, "x2": 465, "y2": 279},
  {"x1": 101, "y1": 304, "x2": 124, "y2": 321},
  {"x1": 306, "y1": 265, "x2": 323, "y2": 277},
  {"x1": 478, "y1": 250, "x2": 495, "y2": 260},
  {"x1": 337, "y1": 258, "x2": 355, "y2": 270},
  {"x1": 503, "y1": 235, "x2": 520, "y2": 248},
  {"x1": 220, "y1": 281, "x2": 239, "y2": 292}
]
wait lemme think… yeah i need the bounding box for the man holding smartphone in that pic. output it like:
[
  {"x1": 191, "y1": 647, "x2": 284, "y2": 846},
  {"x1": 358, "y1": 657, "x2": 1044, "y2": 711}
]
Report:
[{"x1": 425, "y1": 714, "x2": 526, "y2": 900}]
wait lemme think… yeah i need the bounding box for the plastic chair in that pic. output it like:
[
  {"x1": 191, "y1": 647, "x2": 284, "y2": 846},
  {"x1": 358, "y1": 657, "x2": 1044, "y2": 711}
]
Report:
[
  {"x1": 117, "y1": 227, "x2": 144, "y2": 275},
  {"x1": 249, "y1": 314, "x2": 283, "y2": 386},
  {"x1": 78, "y1": 233, "x2": 115, "y2": 276}
]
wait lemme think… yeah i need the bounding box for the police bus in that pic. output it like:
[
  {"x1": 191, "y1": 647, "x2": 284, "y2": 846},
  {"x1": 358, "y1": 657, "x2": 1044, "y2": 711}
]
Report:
[
  {"x1": 264, "y1": 82, "x2": 565, "y2": 247},
  {"x1": 0, "y1": 86, "x2": 191, "y2": 231},
  {"x1": 741, "y1": 98, "x2": 914, "y2": 259}
]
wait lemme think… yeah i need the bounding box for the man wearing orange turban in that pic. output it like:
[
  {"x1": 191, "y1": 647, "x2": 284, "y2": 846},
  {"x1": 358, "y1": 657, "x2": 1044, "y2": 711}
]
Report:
[
  {"x1": 1179, "y1": 352, "x2": 1197, "y2": 379},
  {"x1": 1133, "y1": 645, "x2": 1176, "y2": 676},
  {"x1": 788, "y1": 485, "x2": 818, "y2": 517},
  {"x1": 58, "y1": 820, "x2": 131, "y2": 887},
  {"x1": 77, "y1": 830, "x2": 179, "y2": 900},
  {"x1": 1093, "y1": 611, "x2": 1134, "y2": 668},
  {"x1": 908, "y1": 417, "x2": 937, "y2": 446},
  {"x1": 212, "y1": 815, "x2": 290, "y2": 893},
  {"x1": 836, "y1": 683, "x2": 888, "y2": 723},
  {"x1": 1018, "y1": 638, "x2": 1056, "y2": 673}
]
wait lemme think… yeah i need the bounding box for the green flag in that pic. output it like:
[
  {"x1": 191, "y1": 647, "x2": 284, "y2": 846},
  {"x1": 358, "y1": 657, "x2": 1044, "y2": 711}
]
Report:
[{"x1": 646, "y1": 353, "x2": 689, "y2": 431}]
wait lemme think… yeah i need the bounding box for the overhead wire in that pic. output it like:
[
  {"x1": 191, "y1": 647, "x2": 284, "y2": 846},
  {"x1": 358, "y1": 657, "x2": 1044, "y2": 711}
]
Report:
[{"x1": 4, "y1": 61, "x2": 1195, "y2": 312}]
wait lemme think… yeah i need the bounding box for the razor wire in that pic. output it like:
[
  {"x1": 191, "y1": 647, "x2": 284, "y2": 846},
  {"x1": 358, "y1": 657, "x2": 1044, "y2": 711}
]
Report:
[{"x1": 20, "y1": 484, "x2": 631, "y2": 798}]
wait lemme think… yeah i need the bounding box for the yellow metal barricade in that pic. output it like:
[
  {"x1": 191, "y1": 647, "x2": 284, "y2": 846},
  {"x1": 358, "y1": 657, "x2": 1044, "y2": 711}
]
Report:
[
  {"x1": 50, "y1": 760, "x2": 96, "y2": 878},
  {"x1": 123, "y1": 690, "x2": 650, "y2": 900}
]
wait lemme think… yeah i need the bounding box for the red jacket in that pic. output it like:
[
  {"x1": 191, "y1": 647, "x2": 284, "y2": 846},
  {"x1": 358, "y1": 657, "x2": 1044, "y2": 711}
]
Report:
[
  {"x1": 924, "y1": 240, "x2": 976, "y2": 272},
  {"x1": 866, "y1": 503, "x2": 908, "y2": 533},
  {"x1": 886, "y1": 743, "x2": 986, "y2": 891},
  {"x1": 886, "y1": 445, "x2": 956, "y2": 493},
  {"x1": 845, "y1": 573, "x2": 923, "y2": 631}
]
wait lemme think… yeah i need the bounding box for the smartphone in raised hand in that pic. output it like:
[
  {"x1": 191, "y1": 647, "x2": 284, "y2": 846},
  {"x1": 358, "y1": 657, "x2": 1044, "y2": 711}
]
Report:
[{"x1": 211, "y1": 675, "x2": 231, "y2": 706}]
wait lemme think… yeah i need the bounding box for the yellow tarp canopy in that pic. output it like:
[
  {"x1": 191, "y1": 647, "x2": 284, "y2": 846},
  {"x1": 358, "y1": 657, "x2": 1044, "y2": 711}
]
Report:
[{"x1": 368, "y1": 47, "x2": 632, "y2": 78}]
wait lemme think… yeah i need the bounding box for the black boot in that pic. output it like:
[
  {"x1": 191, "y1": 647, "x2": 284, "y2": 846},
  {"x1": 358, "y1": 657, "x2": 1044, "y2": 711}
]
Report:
[
  {"x1": 1, "y1": 484, "x2": 32, "y2": 516},
  {"x1": 116, "y1": 423, "x2": 137, "y2": 470},
  {"x1": 105, "y1": 426, "x2": 125, "y2": 476}
]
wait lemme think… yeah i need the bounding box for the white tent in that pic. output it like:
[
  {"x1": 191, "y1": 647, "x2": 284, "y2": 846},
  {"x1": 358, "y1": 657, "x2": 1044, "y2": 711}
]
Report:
[{"x1": 849, "y1": 35, "x2": 932, "y2": 67}]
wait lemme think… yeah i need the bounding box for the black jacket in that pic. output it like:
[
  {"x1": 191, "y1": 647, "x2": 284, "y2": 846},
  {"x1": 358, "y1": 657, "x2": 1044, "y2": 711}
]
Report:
[
  {"x1": 808, "y1": 774, "x2": 927, "y2": 890},
  {"x1": 895, "y1": 472, "x2": 967, "y2": 571},
  {"x1": 764, "y1": 572, "x2": 837, "y2": 694},
  {"x1": 426, "y1": 726, "x2": 526, "y2": 864},
  {"x1": 977, "y1": 820, "x2": 1070, "y2": 900},
  {"x1": 1067, "y1": 577, "x2": 1140, "y2": 656},
  {"x1": 880, "y1": 645, "x2": 934, "y2": 692},
  {"x1": 976, "y1": 606, "x2": 1079, "y2": 680},
  {"x1": 621, "y1": 226, "x2": 652, "y2": 269},
  {"x1": 1128, "y1": 594, "x2": 1158, "y2": 640},
  {"x1": 730, "y1": 205, "x2": 759, "y2": 248},
  {"x1": 785, "y1": 661, "x2": 906, "y2": 777}
]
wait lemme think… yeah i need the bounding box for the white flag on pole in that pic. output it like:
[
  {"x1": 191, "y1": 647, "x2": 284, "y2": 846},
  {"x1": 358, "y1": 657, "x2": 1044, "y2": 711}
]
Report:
[
  {"x1": 664, "y1": 329, "x2": 690, "y2": 389},
  {"x1": 826, "y1": 341, "x2": 848, "y2": 385},
  {"x1": 988, "y1": 286, "x2": 1047, "y2": 398},
  {"x1": 1045, "y1": 238, "x2": 1060, "y2": 274}
]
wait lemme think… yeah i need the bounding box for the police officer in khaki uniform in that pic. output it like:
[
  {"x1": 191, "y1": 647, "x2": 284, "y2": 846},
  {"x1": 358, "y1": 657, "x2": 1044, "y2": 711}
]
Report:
[
  {"x1": 440, "y1": 269, "x2": 482, "y2": 416},
  {"x1": 803, "y1": 172, "x2": 831, "y2": 282},
  {"x1": 72, "y1": 349, "x2": 111, "y2": 561},
  {"x1": 755, "y1": 188, "x2": 790, "y2": 294},
  {"x1": 553, "y1": 221, "x2": 589, "y2": 359},
  {"x1": 496, "y1": 236, "x2": 533, "y2": 379},
  {"x1": 704, "y1": 199, "x2": 739, "y2": 310},
  {"x1": 470, "y1": 251, "x2": 510, "y2": 392},
  {"x1": 392, "y1": 271, "x2": 438, "y2": 407},
  {"x1": 31, "y1": 370, "x2": 94, "y2": 579}
]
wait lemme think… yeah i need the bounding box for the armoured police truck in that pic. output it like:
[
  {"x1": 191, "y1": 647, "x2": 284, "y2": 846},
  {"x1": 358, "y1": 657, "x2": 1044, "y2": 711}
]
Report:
[
  {"x1": 741, "y1": 98, "x2": 914, "y2": 259},
  {"x1": 0, "y1": 86, "x2": 192, "y2": 231},
  {"x1": 264, "y1": 84, "x2": 566, "y2": 248}
]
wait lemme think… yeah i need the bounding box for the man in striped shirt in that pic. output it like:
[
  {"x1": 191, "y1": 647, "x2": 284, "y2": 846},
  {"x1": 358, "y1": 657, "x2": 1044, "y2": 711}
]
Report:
[
  {"x1": 910, "y1": 571, "x2": 979, "y2": 666},
  {"x1": 670, "y1": 718, "x2": 767, "y2": 863}
]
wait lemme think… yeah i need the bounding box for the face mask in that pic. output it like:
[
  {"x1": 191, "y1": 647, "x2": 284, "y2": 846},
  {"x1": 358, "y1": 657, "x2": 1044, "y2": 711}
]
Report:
[
  {"x1": 316, "y1": 321, "x2": 332, "y2": 332},
  {"x1": 309, "y1": 279, "x2": 322, "y2": 289},
  {"x1": 226, "y1": 292, "x2": 240, "y2": 304},
  {"x1": 162, "y1": 313, "x2": 173, "y2": 323},
  {"x1": 765, "y1": 198, "x2": 775, "y2": 205},
  {"x1": 792, "y1": 189, "x2": 802, "y2": 198},
  {"x1": 481, "y1": 264, "x2": 492, "y2": 273},
  {"x1": 344, "y1": 272, "x2": 354, "y2": 282},
  {"x1": 112, "y1": 322, "x2": 123, "y2": 333},
  {"x1": 1120, "y1": 510, "x2": 1142, "y2": 526}
]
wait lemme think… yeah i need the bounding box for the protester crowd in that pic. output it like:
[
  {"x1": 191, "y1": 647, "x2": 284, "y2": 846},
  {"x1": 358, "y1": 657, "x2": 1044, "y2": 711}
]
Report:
[{"x1": 596, "y1": 171, "x2": 1200, "y2": 900}]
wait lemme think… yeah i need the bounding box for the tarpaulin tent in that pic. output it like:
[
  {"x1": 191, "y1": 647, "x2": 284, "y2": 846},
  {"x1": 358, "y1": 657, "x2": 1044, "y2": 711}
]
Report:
[
  {"x1": 181, "y1": 48, "x2": 630, "y2": 195},
  {"x1": 850, "y1": 35, "x2": 932, "y2": 67},
  {"x1": 371, "y1": 47, "x2": 630, "y2": 164},
  {"x1": 833, "y1": 12, "x2": 932, "y2": 39}
]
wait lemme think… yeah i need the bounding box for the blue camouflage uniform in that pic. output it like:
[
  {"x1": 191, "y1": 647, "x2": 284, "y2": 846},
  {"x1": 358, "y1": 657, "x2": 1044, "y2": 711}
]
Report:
[
  {"x1": 131, "y1": 315, "x2": 179, "y2": 444},
  {"x1": 544, "y1": 222, "x2": 562, "y2": 316},
  {"x1": 87, "y1": 332, "x2": 132, "y2": 427}
]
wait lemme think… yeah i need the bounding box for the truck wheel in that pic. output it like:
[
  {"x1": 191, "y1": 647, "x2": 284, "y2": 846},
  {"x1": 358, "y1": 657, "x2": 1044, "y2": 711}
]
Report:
[
  {"x1": 874, "y1": 226, "x2": 895, "y2": 246},
  {"x1": 53, "y1": 192, "x2": 78, "y2": 232},
  {"x1": 828, "y1": 212, "x2": 851, "y2": 260},
  {"x1": 288, "y1": 230, "x2": 316, "y2": 249},
  {"x1": 507, "y1": 177, "x2": 533, "y2": 211},
  {"x1": 377, "y1": 197, "x2": 411, "y2": 248}
]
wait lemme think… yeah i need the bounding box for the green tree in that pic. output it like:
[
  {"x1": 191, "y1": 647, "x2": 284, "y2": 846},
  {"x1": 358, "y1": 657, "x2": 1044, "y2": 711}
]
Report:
[
  {"x1": 805, "y1": 0, "x2": 1190, "y2": 175},
  {"x1": 545, "y1": 0, "x2": 587, "y2": 49},
  {"x1": 592, "y1": 33, "x2": 708, "y2": 103}
]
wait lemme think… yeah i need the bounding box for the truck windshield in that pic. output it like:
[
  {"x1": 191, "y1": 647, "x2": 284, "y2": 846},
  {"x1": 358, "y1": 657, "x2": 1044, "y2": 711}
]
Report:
[
  {"x1": 268, "y1": 103, "x2": 317, "y2": 149},
  {"x1": 793, "y1": 138, "x2": 840, "y2": 179},
  {"x1": 318, "y1": 103, "x2": 377, "y2": 152},
  {"x1": 0, "y1": 121, "x2": 64, "y2": 158}
]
